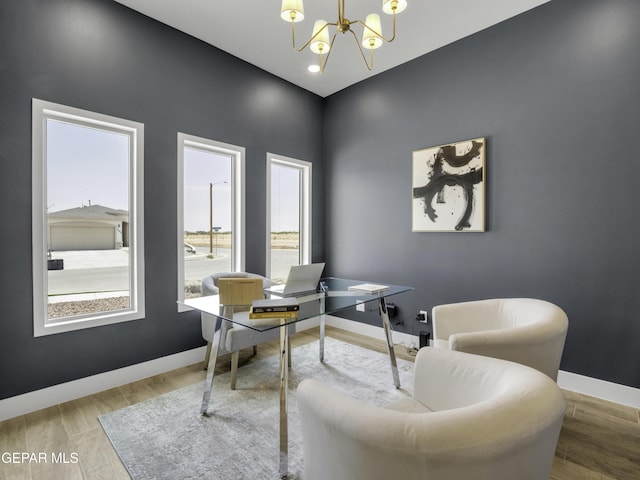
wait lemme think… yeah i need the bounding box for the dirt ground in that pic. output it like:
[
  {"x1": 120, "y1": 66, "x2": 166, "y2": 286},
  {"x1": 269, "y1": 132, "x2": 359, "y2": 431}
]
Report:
[
  {"x1": 184, "y1": 232, "x2": 299, "y2": 249},
  {"x1": 48, "y1": 296, "x2": 130, "y2": 319}
]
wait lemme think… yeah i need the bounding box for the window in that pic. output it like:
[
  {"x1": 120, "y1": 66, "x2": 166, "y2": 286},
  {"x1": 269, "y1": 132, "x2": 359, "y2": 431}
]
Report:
[
  {"x1": 32, "y1": 99, "x2": 145, "y2": 336},
  {"x1": 266, "y1": 154, "x2": 312, "y2": 282},
  {"x1": 177, "y1": 133, "x2": 245, "y2": 309}
]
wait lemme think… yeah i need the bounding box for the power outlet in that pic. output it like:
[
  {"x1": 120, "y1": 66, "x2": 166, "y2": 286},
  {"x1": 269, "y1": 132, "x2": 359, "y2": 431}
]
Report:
[
  {"x1": 356, "y1": 301, "x2": 366, "y2": 312},
  {"x1": 419, "y1": 310, "x2": 428, "y2": 323}
]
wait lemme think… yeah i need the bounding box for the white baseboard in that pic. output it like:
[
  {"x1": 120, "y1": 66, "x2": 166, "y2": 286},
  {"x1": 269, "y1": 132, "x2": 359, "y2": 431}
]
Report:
[
  {"x1": 325, "y1": 315, "x2": 419, "y2": 348},
  {"x1": 557, "y1": 370, "x2": 640, "y2": 409},
  {"x1": 0, "y1": 346, "x2": 207, "y2": 422},
  {"x1": 326, "y1": 316, "x2": 640, "y2": 409},
  {"x1": 2, "y1": 318, "x2": 638, "y2": 421}
]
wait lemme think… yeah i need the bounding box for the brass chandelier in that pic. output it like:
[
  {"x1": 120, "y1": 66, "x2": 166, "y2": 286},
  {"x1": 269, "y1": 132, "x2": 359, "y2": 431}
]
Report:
[{"x1": 280, "y1": 0, "x2": 408, "y2": 73}]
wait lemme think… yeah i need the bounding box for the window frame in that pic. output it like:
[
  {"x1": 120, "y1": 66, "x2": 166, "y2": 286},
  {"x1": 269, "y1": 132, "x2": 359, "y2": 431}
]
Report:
[
  {"x1": 265, "y1": 153, "x2": 312, "y2": 278},
  {"x1": 177, "y1": 133, "x2": 245, "y2": 312},
  {"x1": 32, "y1": 98, "x2": 145, "y2": 336}
]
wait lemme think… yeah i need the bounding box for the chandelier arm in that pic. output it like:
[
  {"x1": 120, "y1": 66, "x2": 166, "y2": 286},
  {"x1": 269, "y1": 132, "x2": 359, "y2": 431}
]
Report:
[
  {"x1": 319, "y1": 32, "x2": 340, "y2": 73},
  {"x1": 284, "y1": 1, "x2": 401, "y2": 72},
  {"x1": 354, "y1": 11, "x2": 397, "y2": 44},
  {"x1": 291, "y1": 21, "x2": 338, "y2": 52},
  {"x1": 348, "y1": 29, "x2": 374, "y2": 71}
]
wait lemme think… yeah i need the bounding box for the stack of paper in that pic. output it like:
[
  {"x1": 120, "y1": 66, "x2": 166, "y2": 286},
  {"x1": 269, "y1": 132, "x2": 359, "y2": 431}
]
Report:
[{"x1": 347, "y1": 283, "x2": 389, "y2": 294}]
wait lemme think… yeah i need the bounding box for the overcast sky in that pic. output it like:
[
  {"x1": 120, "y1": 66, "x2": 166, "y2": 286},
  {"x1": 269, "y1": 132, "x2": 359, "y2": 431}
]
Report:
[
  {"x1": 46, "y1": 120, "x2": 300, "y2": 233},
  {"x1": 47, "y1": 119, "x2": 129, "y2": 212}
]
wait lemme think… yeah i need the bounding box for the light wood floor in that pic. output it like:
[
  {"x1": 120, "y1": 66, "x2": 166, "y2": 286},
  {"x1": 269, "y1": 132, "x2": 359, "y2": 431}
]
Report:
[{"x1": 1, "y1": 327, "x2": 638, "y2": 480}]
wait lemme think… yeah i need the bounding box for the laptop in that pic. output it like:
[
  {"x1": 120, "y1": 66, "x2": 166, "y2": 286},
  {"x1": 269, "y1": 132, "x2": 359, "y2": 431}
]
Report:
[{"x1": 266, "y1": 263, "x2": 325, "y2": 296}]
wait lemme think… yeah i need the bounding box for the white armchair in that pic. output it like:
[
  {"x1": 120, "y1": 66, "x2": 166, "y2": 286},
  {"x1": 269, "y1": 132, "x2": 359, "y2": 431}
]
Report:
[
  {"x1": 432, "y1": 298, "x2": 568, "y2": 380},
  {"x1": 297, "y1": 347, "x2": 565, "y2": 480}
]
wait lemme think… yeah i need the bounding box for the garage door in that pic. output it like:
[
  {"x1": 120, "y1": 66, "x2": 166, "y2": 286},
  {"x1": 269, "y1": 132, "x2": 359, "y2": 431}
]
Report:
[{"x1": 50, "y1": 226, "x2": 115, "y2": 251}]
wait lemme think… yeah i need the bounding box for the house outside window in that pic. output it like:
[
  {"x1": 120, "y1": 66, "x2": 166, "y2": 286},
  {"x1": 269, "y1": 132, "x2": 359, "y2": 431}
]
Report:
[{"x1": 32, "y1": 99, "x2": 145, "y2": 336}]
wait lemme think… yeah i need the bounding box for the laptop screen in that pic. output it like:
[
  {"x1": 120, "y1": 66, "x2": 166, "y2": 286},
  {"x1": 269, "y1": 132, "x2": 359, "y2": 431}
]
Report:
[{"x1": 267, "y1": 263, "x2": 325, "y2": 296}]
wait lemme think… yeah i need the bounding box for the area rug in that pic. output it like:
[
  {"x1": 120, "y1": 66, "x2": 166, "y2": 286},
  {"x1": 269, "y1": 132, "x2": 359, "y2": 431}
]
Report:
[{"x1": 99, "y1": 337, "x2": 414, "y2": 479}]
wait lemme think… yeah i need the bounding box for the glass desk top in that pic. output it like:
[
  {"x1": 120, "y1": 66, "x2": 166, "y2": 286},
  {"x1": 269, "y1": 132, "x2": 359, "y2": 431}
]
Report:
[
  {"x1": 182, "y1": 276, "x2": 414, "y2": 478},
  {"x1": 181, "y1": 277, "x2": 413, "y2": 331}
]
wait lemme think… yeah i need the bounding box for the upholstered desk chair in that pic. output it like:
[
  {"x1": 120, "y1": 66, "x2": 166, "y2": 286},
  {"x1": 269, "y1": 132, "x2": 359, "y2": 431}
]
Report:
[
  {"x1": 200, "y1": 274, "x2": 294, "y2": 389},
  {"x1": 297, "y1": 347, "x2": 565, "y2": 480},
  {"x1": 432, "y1": 298, "x2": 568, "y2": 381}
]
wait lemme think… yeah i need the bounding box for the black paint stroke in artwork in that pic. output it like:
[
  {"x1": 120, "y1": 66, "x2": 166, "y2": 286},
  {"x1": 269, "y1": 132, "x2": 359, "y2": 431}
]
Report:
[{"x1": 413, "y1": 140, "x2": 483, "y2": 231}]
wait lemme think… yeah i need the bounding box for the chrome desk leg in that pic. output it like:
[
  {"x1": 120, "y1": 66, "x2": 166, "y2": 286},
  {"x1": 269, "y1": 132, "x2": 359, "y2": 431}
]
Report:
[
  {"x1": 200, "y1": 317, "x2": 229, "y2": 415},
  {"x1": 379, "y1": 296, "x2": 400, "y2": 388},
  {"x1": 319, "y1": 294, "x2": 326, "y2": 362},
  {"x1": 279, "y1": 319, "x2": 289, "y2": 479}
]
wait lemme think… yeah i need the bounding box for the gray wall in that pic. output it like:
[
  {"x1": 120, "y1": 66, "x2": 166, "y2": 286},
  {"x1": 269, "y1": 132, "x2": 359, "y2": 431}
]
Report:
[
  {"x1": 1, "y1": 0, "x2": 639, "y2": 401},
  {"x1": 324, "y1": 0, "x2": 640, "y2": 388},
  {"x1": 0, "y1": 0, "x2": 324, "y2": 400}
]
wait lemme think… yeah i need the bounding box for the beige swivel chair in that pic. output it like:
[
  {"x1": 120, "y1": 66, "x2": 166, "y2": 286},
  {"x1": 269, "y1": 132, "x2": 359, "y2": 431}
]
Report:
[
  {"x1": 201, "y1": 276, "x2": 293, "y2": 389},
  {"x1": 297, "y1": 347, "x2": 566, "y2": 480},
  {"x1": 432, "y1": 298, "x2": 568, "y2": 380},
  {"x1": 200, "y1": 270, "x2": 280, "y2": 365}
]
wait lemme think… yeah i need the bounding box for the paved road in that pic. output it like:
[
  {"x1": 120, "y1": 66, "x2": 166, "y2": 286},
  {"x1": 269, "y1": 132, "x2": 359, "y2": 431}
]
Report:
[
  {"x1": 47, "y1": 248, "x2": 300, "y2": 296},
  {"x1": 48, "y1": 266, "x2": 130, "y2": 295},
  {"x1": 185, "y1": 248, "x2": 299, "y2": 284}
]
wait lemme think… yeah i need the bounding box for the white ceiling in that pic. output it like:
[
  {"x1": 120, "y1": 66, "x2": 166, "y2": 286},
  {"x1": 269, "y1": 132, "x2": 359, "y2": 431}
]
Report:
[{"x1": 112, "y1": 0, "x2": 550, "y2": 98}]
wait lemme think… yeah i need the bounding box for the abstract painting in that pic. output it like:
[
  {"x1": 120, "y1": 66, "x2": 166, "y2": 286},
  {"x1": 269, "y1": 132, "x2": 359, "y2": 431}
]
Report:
[{"x1": 412, "y1": 137, "x2": 485, "y2": 232}]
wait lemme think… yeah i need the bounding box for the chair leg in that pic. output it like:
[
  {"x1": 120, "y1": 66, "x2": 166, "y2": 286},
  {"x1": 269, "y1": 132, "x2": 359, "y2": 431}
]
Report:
[
  {"x1": 203, "y1": 341, "x2": 212, "y2": 370},
  {"x1": 230, "y1": 351, "x2": 240, "y2": 390}
]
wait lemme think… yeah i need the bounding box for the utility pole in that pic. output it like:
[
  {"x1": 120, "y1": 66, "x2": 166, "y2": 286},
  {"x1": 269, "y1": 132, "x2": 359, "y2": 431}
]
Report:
[
  {"x1": 209, "y1": 182, "x2": 213, "y2": 254},
  {"x1": 209, "y1": 181, "x2": 227, "y2": 256}
]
